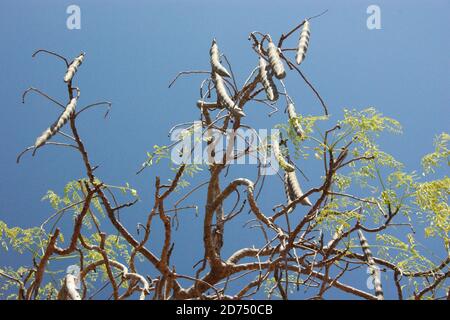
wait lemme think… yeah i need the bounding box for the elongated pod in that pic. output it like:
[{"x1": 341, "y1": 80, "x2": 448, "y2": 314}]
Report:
[
  {"x1": 259, "y1": 57, "x2": 279, "y2": 101},
  {"x1": 210, "y1": 39, "x2": 231, "y2": 78},
  {"x1": 357, "y1": 230, "x2": 384, "y2": 300},
  {"x1": 267, "y1": 40, "x2": 286, "y2": 79},
  {"x1": 287, "y1": 103, "x2": 305, "y2": 138},
  {"x1": 272, "y1": 134, "x2": 294, "y2": 172},
  {"x1": 212, "y1": 73, "x2": 245, "y2": 117},
  {"x1": 64, "y1": 53, "x2": 85, "y2": 83},
  {"x1": 34, "y1": 97, "x2": 77, "y2": 149},
  {"x1": 285, "y1": 170, "x2": 312, "y2": 206},
  {"x1": 296, "y1": 20, "x2": 310, "y2": 65},
  {"x1": 284, "y1": 171, "x2": 296, "y2": 213}
]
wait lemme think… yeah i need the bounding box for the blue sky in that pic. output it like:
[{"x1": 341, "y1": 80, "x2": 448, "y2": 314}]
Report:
[{"x1": 0, "y1": 0, "x2": 448, "y2": 299}]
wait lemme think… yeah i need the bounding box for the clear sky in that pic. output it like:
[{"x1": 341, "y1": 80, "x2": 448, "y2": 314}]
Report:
[{"x1": 0, "y1": 0, "x2": 448, "y2": 299}]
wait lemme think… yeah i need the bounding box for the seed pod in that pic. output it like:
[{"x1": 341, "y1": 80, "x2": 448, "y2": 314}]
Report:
[
  {"x1": 212, "y1": 73, "x2": 245, "y2": 117},
  {"x1": 285, "y1": 170, "x2": 312, "y2": 207},
  {"x1": 210, "y1": 39, "x2": 231, "y2": 78},
  {"x1": 259, "y1": 57, "x2": 279, "y2": 101},
  {"x1": 272, "y1": 135, "x2": 294, "y2": 172},
  {"x1": 357, "y1": 230, "x2": 384, "y2": 300},
  {"x1": 64, "y1": 53, "x2": 85, "y2": 83},
  {"x1": 287, "y1": 103, "x2": 304, "y2": 138},
  {"x1": 34, "y1": 97, "x2": 77, "y2": 149},
  {"x1": 284, "y1": 171, "x2": 296, "y2": 213},
  {"x1": 196, "y1": 100, "x2": 219, "y2": 109},
  {"x1": 267, "y1": 40, "x2": 286, "y2": 79},
  {"x1": 296, "y1": 20, "x2": 310, "y2": 65}
]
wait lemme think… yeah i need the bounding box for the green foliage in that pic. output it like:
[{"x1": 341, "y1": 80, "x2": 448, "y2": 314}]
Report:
[
  {"x1": 421, "y1": 133, "x2": 450, "y2": 174},
  {"x1": 0, "y1": 267, "x2": 24, "y2": 299},
  {"x1": 415, "y1": 177, "x2": 450, "y2": 244},
  {"x1": 276, "y1": 107, "x2": 448, "y2": 297},
  {"x1": 339, "y1": 107, "x2": 402, "y2": 141},
  {"x1": 0, "y1": 221, "x2": 45, "y2": 255},
  {"x1": 376, "y1": 233, "x2": 435, "y2": 274},
  {"x1": 277, "y1": 114, "x2": 329, "y2": 159},
  {"x1": 41, "y1": 179, "x2": 105, "y2": 231},
  {"x1": 142, "y1": 144, "x2": 170, "y2": 169},
  {"x1": 1, "y1": 106, "x2": 448, "y2": 300},
  {"x1": 109, "y1": 182, "x2": 139, "y2": 199}
]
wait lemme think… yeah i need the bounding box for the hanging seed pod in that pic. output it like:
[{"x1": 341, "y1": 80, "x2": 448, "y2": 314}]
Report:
[
  {"x1": 272, "y1": 134, "x2": 294, "y2": 172},
  {"x1": 259, "y1": 57, "x2": 279, "y2": 101},
  {"x1": 212, "y1": 73, "x2": 245, "y2": 117},
  {"x1": 357, "y1": 230, "x2": 384, "y2": 300},
  {"x1": 64, "y1": 53, "x2": 85, "y2": 83},
  {"x1": 34, "y1": 97, "x2": 77, "y2": 149},
  {"x1": 267, "y1": 40, "x2": 286, "y2": 79},
  {"x1": 296, "y1": 20, "x2": 310, "y2": 65},
  {"x1": 196, "y1": 100, "x2": 219, "y2": 109},
  {"x1": 284, "y1": 171, "x2": 296, "y2": 213},
  {"x1": 287, "y1": 103, "x2": 305, "y2": 138},
  {"x1": 285, "y1": 170, "x2": 312, "y2": 206},
  {"x1": 210, "y1": 39, "x2": 231, "y2": 78}
]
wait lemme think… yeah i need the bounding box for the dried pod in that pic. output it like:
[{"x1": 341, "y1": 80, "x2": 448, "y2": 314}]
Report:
[
  {"x1": 357, "y1": 230, "x2": 384, "y2": 300},
  {"x1": 212, "y1": 73, "x2": 245, "y2": 117},
  {"x1": 196, "y1": 100, "x2": 219, "y2": 109},
  {"x1": 295, "y1": 20, "x2": 310, "y2": 65},
  {"x1": 210, "y1": 39, "x2": 231, "y2": 78},
  {"x1": 283, "y1": 171, "x2": 296, "y2": 213},
  {"x1": 267, "y1": 40, "x2": 286, "y2": 79},
  {"x1": 34, "y1": 97, "x2": 77, "y2": 149},
  {"x1": 287, "y1": 103, "x2": 305, "y2": 138},
  {"x1": 285, "y1": 170, "x2": 312, "y2": 207},
  {"x1": 272, "y1": 134, "x2": 294, "y2": 172},
  {"x1": 64, "y1": 53, "x2": 85, "y2": 83},
  {"x1": 259, "y1": 57, "x2": 279, "y2": 101}
]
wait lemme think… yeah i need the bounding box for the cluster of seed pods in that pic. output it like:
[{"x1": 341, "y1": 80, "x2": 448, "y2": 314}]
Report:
[
  {"x1": 279, "y1": 19, "x2": 316, "y2": 209},
  {"x1": 272, "y1": 134, "x2": 312, "y2": 209},
  {"x1": 33, "y1": 53, "x2": 84, "y2": 151},
  {"x1": 259, "y1": 57, "x2": 279, "y2": 101},
  {"x1": 256, "y1": 37, "x2": 284, "y2": 103},
  {"x1": 209, "y1": 39, "x2": 245, "y2": 118}
]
